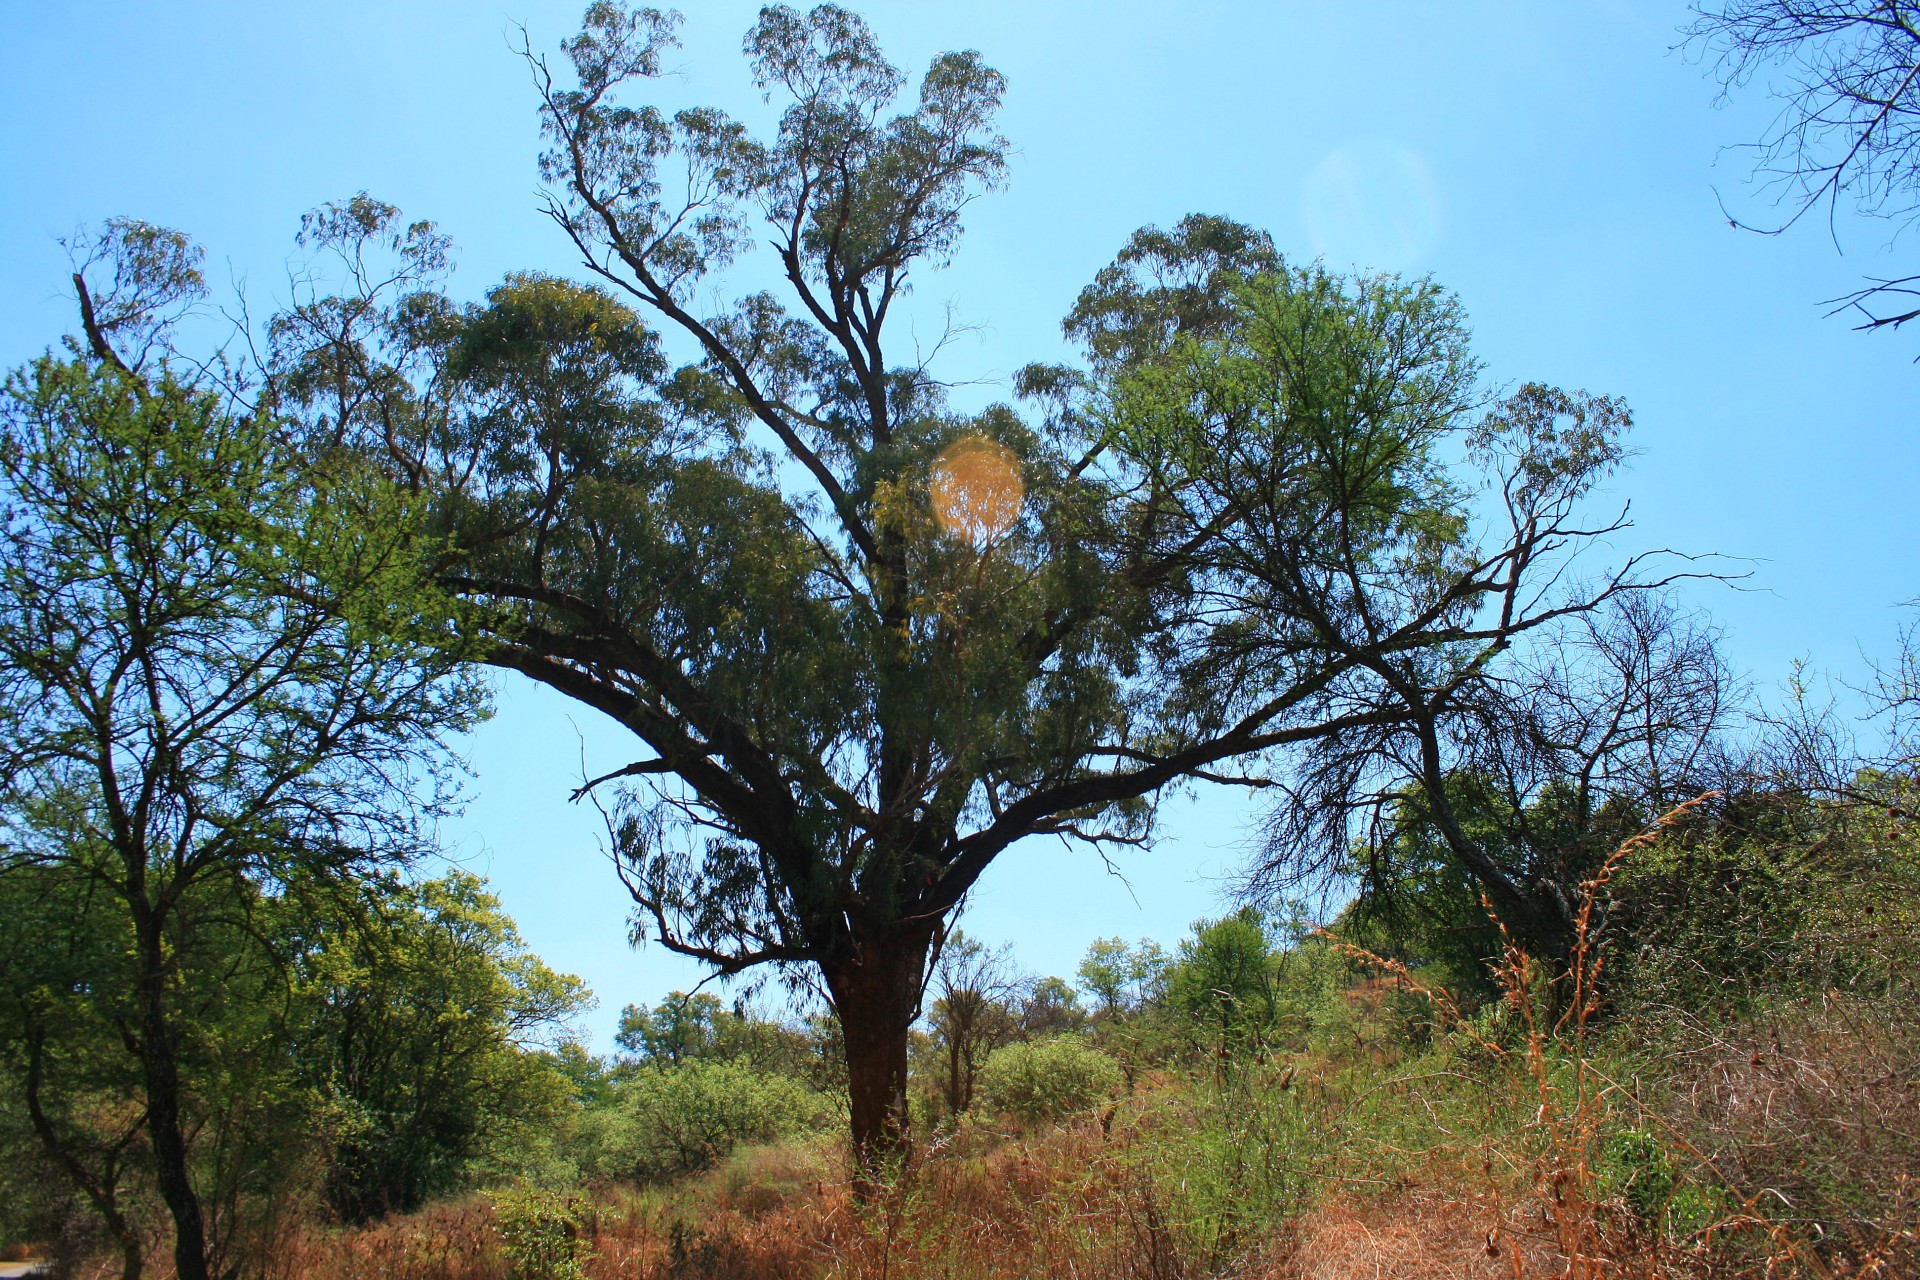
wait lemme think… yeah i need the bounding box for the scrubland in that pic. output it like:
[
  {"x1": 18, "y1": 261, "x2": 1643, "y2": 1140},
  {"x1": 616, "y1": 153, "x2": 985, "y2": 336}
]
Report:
[{"x1": 150, "y1": 797, "x2": 1911, "y2": 1280}]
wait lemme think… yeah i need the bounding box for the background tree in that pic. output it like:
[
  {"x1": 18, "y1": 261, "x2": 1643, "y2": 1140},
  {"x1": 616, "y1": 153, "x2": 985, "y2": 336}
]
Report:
[
  {"x1": 613, "y1": 991, "x2": 818, "y2": 1077},
  {"x1": 1077, "y1": 938, "x2": 1135, "y2": 1021},
  {"x1": 1017, "y1": 977, "x2": 1087, "y2": 1037},
  {"x1": 1167, "y1": 910, "x2": 1284, "y2": 1061},
  {"x1": 923, "y1": 931, "x2": 1022, "y2": 1119},
  {"x1": 296, "y1": 872, "x2": 588, "y2": 1223},
  {"x1": 1689, "y1": 0, "x2": 1920, "y2": 333},
  {"x1": 0, "y1": 859, "x2": 152, "y2": 1280},
  {"x1": 1271, "y1": 593, "x2": 1736, "y2": 979},
  {"x1": 0, "y1": 230, "x2": 480, "y2": 1279}
]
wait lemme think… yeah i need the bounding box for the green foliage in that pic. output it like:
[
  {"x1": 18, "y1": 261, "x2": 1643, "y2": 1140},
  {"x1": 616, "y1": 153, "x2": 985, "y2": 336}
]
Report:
[
  {"x1": 1334, "y1": 778, "x2": 1522, "y2": 1004},
  {"x1": 1076, "y1": 939, "x2": 1133, "y2": 1018},
  {"x1": 489, "y1": 1185, "x2": 593, "y2": 1280},
  {"x1": 1166, "y1": 909, "x2": 1286, "y2": 1054},
  {"x1": 1602, "y1": 780, "x2": 1920, "y2": 1014},
  {"x1": 975, "y1": 1037, "x2": 1121, "y2": 1126},
  {"x1": 0, "y1": 336, "x2": 481, "y2": 1277},
  {"x1": 1596, "y1": 1126, "x2": 1717, "y2": 1238},
  {"x1": 574, "y1": 1061, "x2": 822, "y2": 1185},
  {"x1": 1149, "y1": 1063, "x2": 1330, "y2": 1265},
  {"x1": 0, "y1": 858, "x2": 152, "y2": 1258},
  {"x1": 298, "y1": 872, "x2": 591, "y2": 1222},
  {"x1": 613, "y1": 992, "x2": 816, "y2": 1080},
  {"x1": 1018, "y1": 977, "x2": 1085, "y2": 1036}
]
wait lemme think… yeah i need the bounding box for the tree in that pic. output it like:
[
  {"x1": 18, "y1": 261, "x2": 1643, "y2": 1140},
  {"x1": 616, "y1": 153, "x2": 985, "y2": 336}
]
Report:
[
  {"x1": 0, "y1": 860, "x2": 151, "y2": 1280},
  {"x1": 296, "y1": 872, "x2": 589, "y2": 1222},
  {"x1": 614, "y1": 991, "x2": 816, "y2": 1076},
  {"x1": 924, "y1": 931, "x2": 1021, "y2": 1119},
  {"x1": 1018, "y1": 977, "x2": 1086, "y2": 1037},
  {"x1": 1259, "y1": 593, "x2": 1735, "y2": 972},
  {"x1": 268, "y1": 5, "x2": 1681, "y2": 1180},
  {"x1": 0, "y1": 231, "x2": 479, "y2": 1278},
  {"x1": 1167, "y1": 910, "x2": 1284, "y2": 1059},
  {"x1": 1077, "y1": 938, "x2": 1134, "y2": 1020},
  {"x1": 616, "y1": 992, "x2": 736, "y2": 1067},
  {"x1": 1688, "y1": 1, "x2": 1920, "y2": 333}
]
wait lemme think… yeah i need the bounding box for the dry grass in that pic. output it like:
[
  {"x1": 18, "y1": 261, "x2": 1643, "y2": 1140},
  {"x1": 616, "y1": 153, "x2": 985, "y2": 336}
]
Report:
[
  {"x1": 269, "y1": 1198, "x2": 505, "y2": 1280},
  {"x1": 162, "y1": 804, "x2": 1920, "y2": 1280},
  {"x1": 589, "y1": 1118, "x2": 1189, "y2": 1280},
  {"x1": 1264, "y1": 1191, "x2": 1563, "y2": 1280}
]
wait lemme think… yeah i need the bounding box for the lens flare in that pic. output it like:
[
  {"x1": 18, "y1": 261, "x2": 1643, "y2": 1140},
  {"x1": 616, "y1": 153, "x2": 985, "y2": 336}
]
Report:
[
  {"x1": 931, "y1": 436, "x2": 1024, "y2": 546},
  {"x1": 1303, "y1": 140, "x2": 1442, "y2": 272}
]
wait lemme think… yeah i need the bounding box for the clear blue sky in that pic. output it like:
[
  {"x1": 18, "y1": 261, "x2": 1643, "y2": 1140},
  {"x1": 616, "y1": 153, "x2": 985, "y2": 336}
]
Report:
[{"x1": 4, "y1": 1, "x2": 1914, "y2": 1050}]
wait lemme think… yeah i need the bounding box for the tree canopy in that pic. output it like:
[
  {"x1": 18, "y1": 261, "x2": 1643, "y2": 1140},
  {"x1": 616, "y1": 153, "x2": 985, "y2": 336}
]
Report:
[{"x1": 242, "y1": 3, "x2": 1694, "y2": 1172}]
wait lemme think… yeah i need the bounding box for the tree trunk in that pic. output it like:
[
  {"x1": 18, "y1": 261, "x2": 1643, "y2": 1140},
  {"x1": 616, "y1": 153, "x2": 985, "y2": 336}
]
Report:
[
  {"x1": 823, "y1": 922, "x2": 936, "y2": 1195},
  {"x1": 944, "y1": 1019, "x2": 964, "y2": 1118},
  {"x1": 133, "y1": 913, "x2": 212, "y2": 1280}
]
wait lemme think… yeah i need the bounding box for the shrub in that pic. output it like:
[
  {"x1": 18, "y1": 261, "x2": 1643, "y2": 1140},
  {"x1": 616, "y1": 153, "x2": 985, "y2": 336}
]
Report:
[
  {"x1": 976, "y1": 1037, "x2": 1121, "y2": 1125},
  {"x1": 489, "y1": 1185, "x2": 592, "y2": 1280},
  {"x1": 575, "y1": 1061, "x2": 822, "y2": 1185}
]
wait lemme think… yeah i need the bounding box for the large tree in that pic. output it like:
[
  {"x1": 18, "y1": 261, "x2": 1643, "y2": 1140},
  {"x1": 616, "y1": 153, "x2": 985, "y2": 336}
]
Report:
[{"x1": 270, "y1": 4, "x2": 1683, "y2": 1178}]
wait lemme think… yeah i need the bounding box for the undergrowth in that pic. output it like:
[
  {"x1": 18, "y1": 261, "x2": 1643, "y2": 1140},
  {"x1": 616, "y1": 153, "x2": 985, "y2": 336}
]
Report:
[{"x1": 202, "y1": 803, "x2": 1920, "y2": 1278}]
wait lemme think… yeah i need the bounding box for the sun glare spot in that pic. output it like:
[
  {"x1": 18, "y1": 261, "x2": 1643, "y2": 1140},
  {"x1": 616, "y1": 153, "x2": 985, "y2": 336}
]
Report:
[
  {"x1": 1303, "y1": 140, "x2": 1442, "y2": 271},
  {"x1": 931, "y1": 437, "x2": 1024, "y2": 546}
]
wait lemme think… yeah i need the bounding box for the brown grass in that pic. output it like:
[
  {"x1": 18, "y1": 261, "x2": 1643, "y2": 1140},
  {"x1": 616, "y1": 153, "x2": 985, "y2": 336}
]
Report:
[
  {"x1": 268, "y1": 1198, "x2": 504, "y2": 1280},
  {"x1": 173, "y1": 801, "x2": 1920, "y2": 1280},
  {"x1": 1264, "y1": 1191, "x2": 1564, "y2": 1280}
]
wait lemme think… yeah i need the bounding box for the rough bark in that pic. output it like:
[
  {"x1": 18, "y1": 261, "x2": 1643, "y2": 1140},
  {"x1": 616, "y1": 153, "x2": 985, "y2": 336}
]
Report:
[{"x1": 822, "y1": 922, "x2": 937, "y2": 1192}]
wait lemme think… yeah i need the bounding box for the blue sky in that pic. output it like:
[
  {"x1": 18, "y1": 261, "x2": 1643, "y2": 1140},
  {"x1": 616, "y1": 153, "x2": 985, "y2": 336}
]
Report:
[{"x1": 4, "y1": 1, "x2": 1915, "y2": 1050}]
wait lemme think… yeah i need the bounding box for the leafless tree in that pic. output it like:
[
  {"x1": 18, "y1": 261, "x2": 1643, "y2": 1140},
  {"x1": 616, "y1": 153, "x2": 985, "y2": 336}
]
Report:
[
  {"x1": 925, "y1": 931, "x2": 1022, "y2": 1120},
  {"x1": 1251, "y1": 593, "x2": 1738, "y2": 963},
  {"x1": 1688, "y1": 2, "x2": 1920, "y2": 332}
]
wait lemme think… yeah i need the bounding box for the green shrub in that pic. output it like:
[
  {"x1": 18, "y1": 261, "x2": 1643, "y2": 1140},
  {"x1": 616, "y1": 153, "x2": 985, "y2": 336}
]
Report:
[
  {"x1": 1597, "y1": 1125, "x2": 1718, "y2": 1238},
  {"x1": 489, "y1": 1185, "x2": 593, "y2": 1280},
  {"x1": 575, "y1": 1060, "x2": 822, "y2": 1184},
  {"x1": 976, "y1": 1036, "x2": 1121, "y2": 1125}
]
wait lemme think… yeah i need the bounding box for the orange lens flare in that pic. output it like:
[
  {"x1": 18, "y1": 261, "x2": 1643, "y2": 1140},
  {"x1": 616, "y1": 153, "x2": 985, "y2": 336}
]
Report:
[{"x1": 930, "y1": 437, "x2": 1024, "y2": 545}]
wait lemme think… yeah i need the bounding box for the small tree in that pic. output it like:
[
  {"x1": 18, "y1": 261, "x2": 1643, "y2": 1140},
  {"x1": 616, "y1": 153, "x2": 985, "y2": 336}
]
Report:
[
  {"x1": 1168, "y1": 910, "x2": 1284, "y2": 1061},
  {"x1": 0, "y1": 231, "x2": 479, "y2": 1279},
  {"x1": 924, "y1": 932, "x2": 1021, "y2": 1119},
  {"x1": 299, "y1": 872, "x2": 589, "y2": 1222},
  {"x1": 1077, "y1": 938, "x2": 1134, "y2": 1020}
]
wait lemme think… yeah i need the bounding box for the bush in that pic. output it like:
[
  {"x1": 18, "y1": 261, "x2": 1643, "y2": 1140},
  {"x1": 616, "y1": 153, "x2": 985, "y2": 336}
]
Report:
[
  {"x1": 489, "y1": 1185, "x2": 593, "y2": 1280},
  {"x1": 976, "y1": 1037, "x2": 1121, "y2": 1125},
  {"x1": 574, "y1": 1061, "x2": 822, "y2": 1185}
]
